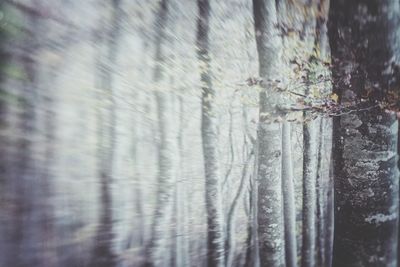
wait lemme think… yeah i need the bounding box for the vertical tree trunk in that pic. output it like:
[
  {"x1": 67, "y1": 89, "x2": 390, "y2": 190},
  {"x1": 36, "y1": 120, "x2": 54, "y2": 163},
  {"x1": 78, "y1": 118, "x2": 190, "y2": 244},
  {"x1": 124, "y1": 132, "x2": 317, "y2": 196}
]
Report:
[
  {"x1": 282, "y1": 122, "x2": 297, "y2": 267},
  {"x1": 301, "y1": 117, "x2": 318, "y2": 267},
  {"x1": 329, "y1": 0, "x2": 400, "y2": 266},
  {"x1": 245, "y1": 142, "x2": 261, "y2": 267},
  {"x1": 315, "y1": 2, "x2": 333, "y2": 265},
  {"x1": 196, "y1": 0, "x2": 225, "y2": 266},
  {"x1": 253, "y1": 0, "x2": 285, "y2": 266},
  {"x1": 175, "y1": 95, "x2": 190, "y2": 267},
  {"x1": 315, "y1": 119, "x2": 325, "y2": 267},
  {"x1": 226, "y1": 150, "x2": 254, "y2": 267},
  {"x1": 12, "y1": 10, "x2": 40, "y2": 267},
  {"x1": 132, "y1": 92, "x2": 145, "y2": 248},
  {"x1": 0, "y1": 2, "x2": 59, "y2": 266},
  {"x1": 91, "y1": 1, "x2": 122, "y2": 266},
  {"x1": 147, "y1": 0, "x2": 178, "y2": 265},
  {"x1": 325, "y1": 162, "x2": 334, "y2": 267}
]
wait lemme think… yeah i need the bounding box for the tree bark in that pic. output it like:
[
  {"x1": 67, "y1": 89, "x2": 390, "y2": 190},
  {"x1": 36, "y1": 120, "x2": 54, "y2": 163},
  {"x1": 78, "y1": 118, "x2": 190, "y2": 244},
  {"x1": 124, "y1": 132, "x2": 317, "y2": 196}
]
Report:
[
  {"x1": 329, "y1": 0, "x2": 400, "y2": 266},
  {"x1": 253, "y1": 0, "x2": 285, "y2": 266}
]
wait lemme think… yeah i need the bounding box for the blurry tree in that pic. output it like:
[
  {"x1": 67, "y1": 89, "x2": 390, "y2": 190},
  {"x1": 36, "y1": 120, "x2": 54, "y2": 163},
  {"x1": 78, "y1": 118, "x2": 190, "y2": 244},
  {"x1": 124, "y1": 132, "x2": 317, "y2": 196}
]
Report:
[
  {"x1": 146, "y1": 0, "x2": 179, "y2": 266},
  {"x1": 196, "y1": 0, "x2": 225, "y2": 266},
  {"x1": 90, "y1": 1, "x2": 123, "y2": 266}
]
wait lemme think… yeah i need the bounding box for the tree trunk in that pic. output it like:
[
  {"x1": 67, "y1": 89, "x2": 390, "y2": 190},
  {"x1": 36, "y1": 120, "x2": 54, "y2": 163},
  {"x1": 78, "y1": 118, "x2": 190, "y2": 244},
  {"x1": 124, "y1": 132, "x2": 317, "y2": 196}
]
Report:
[
  {"x1": 226, "y1": 150, "x2": 254, "y2": 267},
  {"x1": 325, "y1": 161, "x2": 334, "y2": 267},
  {"x1": 282, "y1": 122, "x2": 297, "y2": 267},
  {"x1": 301, "y1": 117, "x2": 319, "y2": 267},
  {"x1": 253, "y1": 0, "x2": 285, "y2": 266},
  {"x1": 147, "y1": 0, "x2": 179, "y2": 265},
  {"x1": 175, "y1": 95, "x2": 190, "y2": 267},
  {"x1": 0, "y1": 2, "x2": 60, "y2": 266},
  {"x1": 245, "y1": 142, "x2": 261, "y2": 267},
  {"x1": 196, "y1": 0, "x2": 225, "y2": 266},
  {"x1": 329, "y1": 0, "x2": 400, "y2": 266},
  {"x1": 91, "y1": 1, "x2": 122, "y2": 266},
  {"x1": 316, "y1": 119, "x2": 325, "y2": 267}
]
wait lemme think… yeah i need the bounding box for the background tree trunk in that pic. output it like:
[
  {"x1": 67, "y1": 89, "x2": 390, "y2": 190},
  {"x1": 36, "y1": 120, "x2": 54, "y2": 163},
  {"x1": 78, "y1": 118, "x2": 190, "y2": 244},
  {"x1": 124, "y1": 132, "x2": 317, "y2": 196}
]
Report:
[
  {"x1": 146, "y1": 0, "x2": 179, "y2": 266},
  {"x1": 196, "y1": 0, "x2": 225, "y2": 266},
  {"x1": 90, "y1": 1, "x2": 123, "y2": 266},
  {"x1": 301, "y1": 117, "x2": 318, "y2": 267},
  {"x1": 282, "y1": 122, "x2": 297, "y2": 267}
]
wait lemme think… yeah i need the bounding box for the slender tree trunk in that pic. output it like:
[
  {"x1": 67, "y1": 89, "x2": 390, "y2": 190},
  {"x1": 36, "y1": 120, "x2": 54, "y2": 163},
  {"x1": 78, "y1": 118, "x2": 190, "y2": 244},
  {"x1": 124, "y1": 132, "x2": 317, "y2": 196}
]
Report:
[
  {"x1": 226, "y1": 150, "x2": 254, "y2": 267},
  {"x1": 196, "y1": 1, "x2": 225, "y2": 266},
  {"x1": 329, "y1": 0, "x2": 400, "y2": 266},
  {"x1": 147, "y1": 0, "x2": 178, "y2": 265},
  {"x1": 244, "y1": 183, "x2": 254, "y2": 267},
  {"x1": 301, "y1": 117, "x2": 319, "y2": 267},
  {"x1": 175, "y1": 95, "x2": 190, "y2": 267},
  {"x1": 315, "y1": 119, "x2": 325, "y2": 267},
  {"x1": 245, "y1": 143, "x2": 260, "y2": 267},
  {"x1": 282, "y1": 122, "x2": 297, "y2": 267},
  {"x1": 131, "y1": 92, "x2": 145, "y2": 248},
  {"x1": 91, "y1": 1, "x2": 122, "y2": 266},
  {"x1": 0, "y1": 3, "x2": 56, "y2": 266},
  {"x1": 325, "y1": 161, "x2": 334, "y2": 267},
  {"x1": 253, "y1": 0, "x2": 285, "y2": 266},
  {"x1": 314, "y1": 1, "x2": 333, "y2": 266}
]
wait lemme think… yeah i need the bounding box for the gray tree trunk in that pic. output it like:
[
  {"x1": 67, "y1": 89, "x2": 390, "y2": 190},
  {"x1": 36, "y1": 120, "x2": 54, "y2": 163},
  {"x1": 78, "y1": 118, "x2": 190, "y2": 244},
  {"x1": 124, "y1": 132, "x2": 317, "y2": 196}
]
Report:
[
  {"x1": 329, "y1": 0, "x2": 400, "y2": 266},
  {"x1": 253, "y1": 0, "x2": 286, "y2": 266},
  {"x1": 90, "y1": 1, "x2": 123, "y2": 266},
  {"x1": 226, "y1": 150, "x2": 254, "y2": 267},
  {"x1": 301, "y1": 117, "x2": 319, "y2": 267},
  {"x1": 316, "y1": 119, "x2": 326, "y2": 267},
  {"x1": 175, "y1": 95, "x2": 190, "y2": 267},
  {"x1": 282, "y1": 122, "x2": 298, "y2": 267},
  {"x1": 0, "y1": 2, "x2": 60, "y2": 266},
  {"x1": 147, "y1": 0, "x2": 179, "y2": 265},
  {"x1": 196, "y1": 0, "x2": 225, "y2": 266},
  {"x1": 245, "y1": 141, "x2": 261, "y2": 267}
]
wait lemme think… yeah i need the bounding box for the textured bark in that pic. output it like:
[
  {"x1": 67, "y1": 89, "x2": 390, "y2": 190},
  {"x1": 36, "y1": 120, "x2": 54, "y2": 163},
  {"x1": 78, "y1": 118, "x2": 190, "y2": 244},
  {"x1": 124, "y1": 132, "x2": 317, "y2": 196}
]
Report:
[
  {"x1": 196, "y1": 0, "x2": 225, "y2": 266},
  {"x1": 329, "y1": 0, "x2": 400, "y2": 266},
  {"x1": 253, "y1": 0, "x2": 285, "y2": 266},
  {"x1": 282, "y1": 122, "x2": 297, "y2": 267}
]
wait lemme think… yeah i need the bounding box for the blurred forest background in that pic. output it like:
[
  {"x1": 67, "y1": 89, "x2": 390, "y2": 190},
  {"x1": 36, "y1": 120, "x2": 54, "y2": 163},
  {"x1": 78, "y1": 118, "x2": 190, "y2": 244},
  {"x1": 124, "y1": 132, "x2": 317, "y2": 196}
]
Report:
[{"x1": 0, "y1": 0, "x2": 399, "y2": 267}]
